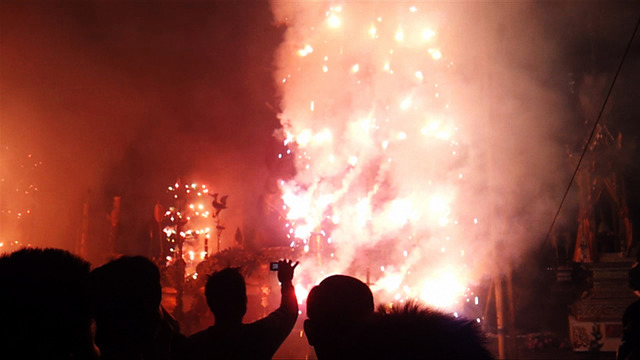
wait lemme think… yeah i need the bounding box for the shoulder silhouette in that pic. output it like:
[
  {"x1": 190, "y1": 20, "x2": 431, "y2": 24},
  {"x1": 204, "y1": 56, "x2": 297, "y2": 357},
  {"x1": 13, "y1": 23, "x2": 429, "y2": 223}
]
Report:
[
  {"x1": 89, "y1": 255, "x2": 181, "y2": 360},
  {"x1": 0, "y1": 247, "x2": 98, "y2": 359},
  {"x1": 618, "y1": 262, "x2": 640, "y2": 360}
]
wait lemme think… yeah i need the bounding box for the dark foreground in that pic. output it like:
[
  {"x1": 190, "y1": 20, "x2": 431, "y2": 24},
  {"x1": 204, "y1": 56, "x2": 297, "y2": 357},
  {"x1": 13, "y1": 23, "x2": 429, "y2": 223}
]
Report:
[{"x1": 272, "y1": 331, "x2": 618, "y2": 359}]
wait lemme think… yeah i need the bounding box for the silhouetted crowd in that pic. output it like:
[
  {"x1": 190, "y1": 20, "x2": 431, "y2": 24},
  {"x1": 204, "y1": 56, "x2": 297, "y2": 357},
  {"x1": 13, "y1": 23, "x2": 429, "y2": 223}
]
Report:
[
  {"x1": 619, "y1": 262, "x2": 640, "y2": 360},
  {"x1": 0, "y1": 247, "x2": 494, "y2": 360}
]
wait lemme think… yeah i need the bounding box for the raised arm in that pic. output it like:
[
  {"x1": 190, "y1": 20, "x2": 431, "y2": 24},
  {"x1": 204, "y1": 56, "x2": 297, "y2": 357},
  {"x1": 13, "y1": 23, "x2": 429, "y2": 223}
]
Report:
[
  {"x1": 277, "y1": 259, "x2": 299, "y2": 317},
  {"x1": 246, "y1": 259, "x2": 299, "y2": 358}
]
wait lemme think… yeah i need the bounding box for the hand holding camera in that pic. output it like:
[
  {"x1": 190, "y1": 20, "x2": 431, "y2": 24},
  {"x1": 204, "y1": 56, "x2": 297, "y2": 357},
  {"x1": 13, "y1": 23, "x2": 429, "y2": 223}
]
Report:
[{"x1": 271, "y1": 259, "x2": 298, "y2": 284}]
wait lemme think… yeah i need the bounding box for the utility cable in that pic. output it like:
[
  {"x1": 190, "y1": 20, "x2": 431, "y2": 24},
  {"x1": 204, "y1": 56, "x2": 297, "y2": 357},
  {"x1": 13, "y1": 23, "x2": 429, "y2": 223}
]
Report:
[{"x1": 541, "y1": 14, "x2": 640, "y2": 252}]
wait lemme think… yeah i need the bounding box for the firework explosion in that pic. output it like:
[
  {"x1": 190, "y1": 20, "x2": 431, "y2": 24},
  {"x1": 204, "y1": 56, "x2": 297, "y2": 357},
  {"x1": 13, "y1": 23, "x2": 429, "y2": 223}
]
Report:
[{"x1": 269, "y1": 2, "x2": 564, "y2": 312}]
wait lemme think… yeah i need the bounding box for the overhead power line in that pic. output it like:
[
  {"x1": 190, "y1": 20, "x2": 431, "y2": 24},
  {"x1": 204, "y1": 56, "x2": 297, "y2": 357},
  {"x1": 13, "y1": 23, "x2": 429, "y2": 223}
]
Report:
[{"x1": 541, "y1": 14, "x2": 640, "y2": 252}]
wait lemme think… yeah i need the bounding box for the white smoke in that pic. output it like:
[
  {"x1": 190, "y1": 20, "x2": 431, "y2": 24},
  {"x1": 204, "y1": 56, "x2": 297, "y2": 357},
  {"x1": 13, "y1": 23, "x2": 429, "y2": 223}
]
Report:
[{"x1": 270, "y1": 2, "x2": 567, "y2": 310}]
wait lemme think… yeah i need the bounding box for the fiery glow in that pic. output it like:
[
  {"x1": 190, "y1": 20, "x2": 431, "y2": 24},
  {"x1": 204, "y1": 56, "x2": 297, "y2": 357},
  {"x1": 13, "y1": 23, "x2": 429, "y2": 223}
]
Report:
[
  {"x1": 327, "y1": 15, "x2": 340, "y2": 28},
  {"x1": 419, "y1": 270, "x2": 466, "y2": 309},
  {"x1": 388, "y1": 199, "x2": 415, "y2": 226},
  {"x1": 428, "y1": 48, "x2": 442, "y2": 60},
  {"x1": 295, "y1": 283, "x2": 310, "y2": 305},
  {"x1": 270, "y1": 2, "x2": 500, "y2": 313},
  {"x1": 0, "y1": 148, "x2": 41, "y2": 250},
  {"x1": 422, "y1": 29, "x2": 436, "y2": 40}
]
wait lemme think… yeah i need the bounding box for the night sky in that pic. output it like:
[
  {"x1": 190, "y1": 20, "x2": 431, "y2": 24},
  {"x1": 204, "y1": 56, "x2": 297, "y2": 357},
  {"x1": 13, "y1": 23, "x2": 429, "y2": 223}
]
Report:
[{"x1": 1, "y1": 2, "x2": 640, "y2": 264}]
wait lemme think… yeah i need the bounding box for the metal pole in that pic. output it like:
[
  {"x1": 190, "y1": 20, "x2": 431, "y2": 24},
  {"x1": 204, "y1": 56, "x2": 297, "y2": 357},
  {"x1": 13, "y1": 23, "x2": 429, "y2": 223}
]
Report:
[
  {"x1": 175, "y1": 219, "x2": 186, "y2": 323},
  {"x1": 217, "y1": 219, "x2": 221, "y2": 253},
  {"x1": 494, "y1": 277, "x2": 506, "y2": 359},
  {"x1": 507, "y1": 271, "x2": 518, "y2": 358},
  {"x1": 204, "y1": 233, "x2": 209, "y2": 259}
]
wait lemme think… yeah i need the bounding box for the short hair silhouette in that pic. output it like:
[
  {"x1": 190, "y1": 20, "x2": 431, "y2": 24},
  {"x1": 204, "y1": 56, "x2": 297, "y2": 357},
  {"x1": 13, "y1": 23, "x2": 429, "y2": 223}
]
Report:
[
  {"x1": 305, "y1": 275, "x2": 374, "y2": 359},
  {"x1": 0, "y1": 247, "x2": 97, "y2": 359},
  {"x1": 363, "y1": 301, "x2": 494, "y2": 359},
  {"x1": 89, "y1": 255, "x2": 166, "y2": 359},
  {"x1": 204, "y1": 267, "x2": 247, "y2": 324},
  {"x1": 307, "y1": 274, "x2": 374, "y2": 325}
]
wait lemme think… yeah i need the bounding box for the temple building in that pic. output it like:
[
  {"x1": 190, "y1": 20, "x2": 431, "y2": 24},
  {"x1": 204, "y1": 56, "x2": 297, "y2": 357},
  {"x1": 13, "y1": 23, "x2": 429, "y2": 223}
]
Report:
[{"x1": 556, "y1": 124, "x2": 636, "y2": 351}]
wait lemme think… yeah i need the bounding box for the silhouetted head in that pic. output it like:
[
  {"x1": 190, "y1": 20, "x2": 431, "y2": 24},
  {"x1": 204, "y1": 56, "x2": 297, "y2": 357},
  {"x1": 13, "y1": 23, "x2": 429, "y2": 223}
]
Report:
[
  {"x1": 89, "y1": 256, "x2": 162, "y2": 358},
  {"x1": 0, "y1": 247, "x2": 97, "y2": 359},
  {"x1": 205, "y1": 267, "x2": 247, "y2": 325},
  {"x1": 304, "y1": 275, "x2": 374, "y2": 359}
]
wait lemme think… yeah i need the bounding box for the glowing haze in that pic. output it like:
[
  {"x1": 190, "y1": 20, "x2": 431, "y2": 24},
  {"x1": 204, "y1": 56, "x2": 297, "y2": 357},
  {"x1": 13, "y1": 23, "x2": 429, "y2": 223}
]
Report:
[{"x1": 270, "y1": 2, "x2": 566, "y2": 310}]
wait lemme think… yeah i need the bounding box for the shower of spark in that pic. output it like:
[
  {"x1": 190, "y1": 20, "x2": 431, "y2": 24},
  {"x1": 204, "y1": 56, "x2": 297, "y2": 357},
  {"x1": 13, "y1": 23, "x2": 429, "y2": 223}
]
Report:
[{"x1": 271, "y1": 3, "x2": 492, "y2": 312}]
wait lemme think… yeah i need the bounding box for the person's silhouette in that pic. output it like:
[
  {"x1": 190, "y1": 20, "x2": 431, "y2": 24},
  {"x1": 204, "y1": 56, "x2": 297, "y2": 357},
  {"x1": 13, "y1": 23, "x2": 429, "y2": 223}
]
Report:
[
  {"x1": 183, "y1": 259, "x2": 298, "y2": 360},
  {"x1": 89, "y1": 256, "x2": 182, "y2": 360},
  {"x1": 304, "y1": 275, "x2": 374, "y2": 359},
  {"x1": 305, "y1": 275, "x2": 493, "y2": 360},
  {"x1": 618, "y1": 261, "x2": 640, "y2": 360},
  {"x1": 364, "y1": 301, "x2": 494, "y2": 359},
  {"x1": 0, "y1": 248, "x2": 99, "y2": 359}
]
